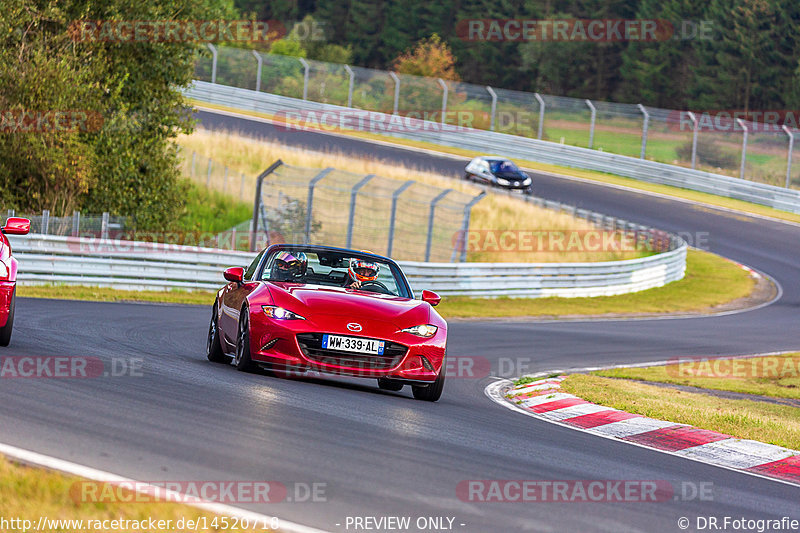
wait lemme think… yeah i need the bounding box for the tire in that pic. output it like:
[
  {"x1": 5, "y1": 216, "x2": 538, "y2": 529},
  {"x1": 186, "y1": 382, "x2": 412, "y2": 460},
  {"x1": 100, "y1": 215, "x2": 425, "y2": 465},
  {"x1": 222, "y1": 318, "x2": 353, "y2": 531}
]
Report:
[
  {"x1": 412, "y1": 363, "x2": 445, "y2": 402},
  {"x1": 377, "y1": 377, "x2": 404, "y2": 392},
  {"x1": 234, "y1": 306, "x2": 256, "y2": 372},
  {"x1": 0, "y1": 287, "x2": 15, "y2": 347},
  {"x1": 525, "y1": 186, "x2": 534, "y2": 196},
  {"x1": 464, "y1": 173, "x2": 472, "y2": 181},
  {"x1": 206, "y1": 303, "x2": 230, "y2": 363}
]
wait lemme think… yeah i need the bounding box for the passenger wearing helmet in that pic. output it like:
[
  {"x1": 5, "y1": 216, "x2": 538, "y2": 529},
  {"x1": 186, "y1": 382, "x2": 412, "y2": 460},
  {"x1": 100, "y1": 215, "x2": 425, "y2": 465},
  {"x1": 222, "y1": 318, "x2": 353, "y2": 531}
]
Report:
[
  {"x1": 270, "y1": 250, "x2": 308, "y2": 282},
  {"x1": 345, "y1": 258, "x2": 380, "y2": 290}
]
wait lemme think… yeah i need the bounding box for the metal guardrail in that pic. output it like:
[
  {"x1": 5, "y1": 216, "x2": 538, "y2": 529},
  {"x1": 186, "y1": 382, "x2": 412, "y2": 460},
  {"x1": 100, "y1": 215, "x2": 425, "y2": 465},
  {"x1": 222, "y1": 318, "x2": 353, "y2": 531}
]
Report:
[
  {"x1": 184, "y1": 81, "x2": 800, "y2": 214},
  {"x1": 8, "y1": 233, "x2": 686, "y2": 298}
]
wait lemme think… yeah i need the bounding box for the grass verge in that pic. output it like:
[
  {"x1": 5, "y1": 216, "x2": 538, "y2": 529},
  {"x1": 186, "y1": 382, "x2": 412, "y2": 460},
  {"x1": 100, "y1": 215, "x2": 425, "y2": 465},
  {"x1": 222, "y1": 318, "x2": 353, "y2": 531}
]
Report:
[
  {"x1": 560, "y1": 374, "x2": 800, "y2": 450},
  {"x1": 436, "y1": 249, "x2": 756, "y2": 318},
  {"x1": 189, "y1": 102, "x2": 800, "y2": 226},
  {"x1": 16, "y1": 248, "x2": 758, "y2": 319},
  {"x1": 593, "y1": 353, "x2": 800, "y2": 400},
  {"x1": 0, "y1": 455, "x2": 267, "y2": 532}
]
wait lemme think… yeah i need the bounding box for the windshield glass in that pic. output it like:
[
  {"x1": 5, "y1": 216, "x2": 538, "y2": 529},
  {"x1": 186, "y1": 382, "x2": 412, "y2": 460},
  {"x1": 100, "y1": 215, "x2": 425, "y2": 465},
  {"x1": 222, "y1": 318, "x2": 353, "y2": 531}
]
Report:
[
  {"x1": 260, "y1": 248, "x2": 410, "y2": 298},
  {"x1": 489, "y1": 159, "x2": 520, "y2": 173}
]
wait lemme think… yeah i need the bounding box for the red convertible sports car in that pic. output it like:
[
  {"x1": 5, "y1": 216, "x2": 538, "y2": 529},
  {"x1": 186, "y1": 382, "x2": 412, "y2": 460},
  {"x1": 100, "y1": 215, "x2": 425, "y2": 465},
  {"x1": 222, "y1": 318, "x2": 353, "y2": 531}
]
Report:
[
  {"x1": 207, "y1": 244, "x2": 447, "y2": 401},
  {"x1": 1, "y1": 217, "x2": 31, "y2": 346}
]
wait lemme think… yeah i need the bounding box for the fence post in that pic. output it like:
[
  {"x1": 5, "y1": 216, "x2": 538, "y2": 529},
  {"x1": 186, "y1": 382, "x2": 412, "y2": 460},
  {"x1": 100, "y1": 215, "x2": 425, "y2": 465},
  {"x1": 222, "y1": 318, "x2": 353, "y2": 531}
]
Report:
[
  {"x1": 298, "y1": 58, "x2": 309, "y2": 101},
  {"x1": 687, "y1": 111, "x2": 699, "y2": 169},
  {"x1": 389, "y1": 72, "x2": 400, "y2": 115},
  {"x1": 456, "y1": 192, "x2": 487, "y2": 262},
  {"x1": 783, "y1": 125, "x2": 794, "y2": 188},
  {"x1": 41, "y1": 210, "x2": 50, "y2": 235},
  {"x1": 344, "y1": 65, "x2": 355, "y2": 108},
  {"x1": 437, "y1": 78, "x2": 448, "y2": 125},
  {"x1": 534, "y1": 93, "x2": 545, "y2": 140},
  {"x1": 387, "y1": 180, "x2": 414, "y2": 257},
  {"x1": 345, "y1": 174, "x2": 375, "y2": 248},
  {"x1": 191, "y1": 151, "x2": 196, "y2": 178},
  {"x1": 250, "y1": 160, "x2": 284, "y2": 252},
  {"x1": 637, "y1": 104, "x2": 649, "y2": 160},
  {"x1": 72, "y1": 211, "x2": 80, "y2": 236},
  {"x1": 206, "y1": 158, "x2": 212, "y2": 188},
  {"x1": 486, "y1": 86, "x2": 497, "y2": 131},
  {"x1": 425, "y1": 189, "x2": 453, "y2": 262},
  {"x1": 101, "y1": 212, "x2": 109, "y2": 240},
  {"x1": 240, "y1": 173, "x2": 246, "y2": 201},
  {"x1": 585, "y1": 99, "x2": 596, "y2": 149},
  {"x1": 206, "y1": 44, "x2": 218, "y2": 84},
  {"x1": 304, "y1": 168, "x2": 333, "y2": 244},
  {"x1": 251, "y1": 50, "x2": 263, "y2": 92},
  {"x1": 736, "y1": 118, "x2": 748, "y2": 180}
]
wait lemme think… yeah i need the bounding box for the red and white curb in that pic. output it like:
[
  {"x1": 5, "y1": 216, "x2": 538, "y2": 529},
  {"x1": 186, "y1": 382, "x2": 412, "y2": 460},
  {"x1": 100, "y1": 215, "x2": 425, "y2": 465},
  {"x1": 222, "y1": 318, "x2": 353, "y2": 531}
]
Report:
[{"x1": 487, "y1": 377, "x2": 800, "y2": 486}]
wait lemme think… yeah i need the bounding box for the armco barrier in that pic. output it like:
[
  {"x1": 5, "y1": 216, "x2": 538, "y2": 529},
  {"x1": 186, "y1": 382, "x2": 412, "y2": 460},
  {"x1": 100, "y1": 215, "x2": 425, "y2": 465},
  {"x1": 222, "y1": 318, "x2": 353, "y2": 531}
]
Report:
[
  {"x1": 184, "y1": 80, "x2": 800, "y2": 214},
  {"x1": 8, "y1": 233, "x2": 686, "y2": 298}
]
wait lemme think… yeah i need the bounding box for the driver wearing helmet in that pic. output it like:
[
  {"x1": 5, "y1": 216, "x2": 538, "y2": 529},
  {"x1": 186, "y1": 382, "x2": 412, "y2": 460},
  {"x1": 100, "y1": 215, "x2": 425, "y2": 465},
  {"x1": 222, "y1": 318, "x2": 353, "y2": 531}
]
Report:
[
  {"x1": 270, "y1": 250, "x2": 308, "y2": 282},
  {"x1": 345, "y1": 258, "x2": 380, "y2": 290}
]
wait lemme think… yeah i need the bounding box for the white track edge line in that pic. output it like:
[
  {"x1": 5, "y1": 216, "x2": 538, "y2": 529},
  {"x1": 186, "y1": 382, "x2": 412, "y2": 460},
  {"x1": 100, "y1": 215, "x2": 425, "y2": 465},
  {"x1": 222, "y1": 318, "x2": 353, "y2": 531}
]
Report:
[
  {"x1": 0, "y1": 442, "x2": 329, "y2": 533},
  {"x1": 485, "y1": 379, "x2": 800, "y2": 489}
]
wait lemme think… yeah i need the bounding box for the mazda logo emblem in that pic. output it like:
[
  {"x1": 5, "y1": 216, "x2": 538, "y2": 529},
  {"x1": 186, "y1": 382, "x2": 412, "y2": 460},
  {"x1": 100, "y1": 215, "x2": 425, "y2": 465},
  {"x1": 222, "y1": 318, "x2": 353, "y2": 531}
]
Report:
[{"x1": 347, "y1": 322, "x2": 362, "y2": 332}]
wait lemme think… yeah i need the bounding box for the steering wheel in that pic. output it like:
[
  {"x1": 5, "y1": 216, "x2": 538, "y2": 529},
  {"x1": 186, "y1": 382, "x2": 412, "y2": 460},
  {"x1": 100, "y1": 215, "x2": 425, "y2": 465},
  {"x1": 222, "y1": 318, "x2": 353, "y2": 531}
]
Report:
[{"x1": 359, "y1": 280, "x2": 391, "y2": 294}]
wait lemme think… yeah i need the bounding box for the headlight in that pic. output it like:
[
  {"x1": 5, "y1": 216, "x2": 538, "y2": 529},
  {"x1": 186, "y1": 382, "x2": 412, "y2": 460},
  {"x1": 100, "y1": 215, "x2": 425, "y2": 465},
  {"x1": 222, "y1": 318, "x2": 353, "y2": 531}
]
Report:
[
  {"x1": 401, "y1": 324, "x2": 438, "y2": 337},
  {"x1": 262, "y1": 305, "x2": 305, "y2": 320},
  {"x1": 496, "y1": 178, "x2": 509, "y2": 185},
  {"x1": 523, "y1": 177, "x2": 531, "y2": 185}
]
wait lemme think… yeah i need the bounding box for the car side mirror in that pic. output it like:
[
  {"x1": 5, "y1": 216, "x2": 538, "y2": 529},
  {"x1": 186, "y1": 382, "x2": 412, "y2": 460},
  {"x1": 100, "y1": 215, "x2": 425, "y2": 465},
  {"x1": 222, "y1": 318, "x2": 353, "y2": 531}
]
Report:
[
  {"x1": 421, "y1": 290, "x2": 441, "y2": 307},
  {"x1": 223, "y1": 266, "x2": 244, "y2": 283},
  {"x1": 1, "y1": 217, "x2": 30, "y2": 236}
]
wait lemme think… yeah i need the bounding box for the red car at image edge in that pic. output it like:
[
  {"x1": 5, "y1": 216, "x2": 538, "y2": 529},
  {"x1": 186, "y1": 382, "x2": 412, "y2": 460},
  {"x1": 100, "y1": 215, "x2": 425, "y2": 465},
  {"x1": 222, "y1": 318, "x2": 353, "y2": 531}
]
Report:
[
  {"x1": 1, "y1": 217, "x2": 31, "y2": 346},
  {"x1": 207, "y1": 244, "x2": 448, "y2": 401}
]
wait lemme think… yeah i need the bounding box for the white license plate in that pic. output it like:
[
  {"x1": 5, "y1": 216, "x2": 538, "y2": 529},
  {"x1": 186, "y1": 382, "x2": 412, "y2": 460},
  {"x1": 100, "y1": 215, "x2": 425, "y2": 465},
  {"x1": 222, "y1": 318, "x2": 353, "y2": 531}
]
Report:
[{"x1": 322, "y1": 334, "x2": 385, "y2": 355}]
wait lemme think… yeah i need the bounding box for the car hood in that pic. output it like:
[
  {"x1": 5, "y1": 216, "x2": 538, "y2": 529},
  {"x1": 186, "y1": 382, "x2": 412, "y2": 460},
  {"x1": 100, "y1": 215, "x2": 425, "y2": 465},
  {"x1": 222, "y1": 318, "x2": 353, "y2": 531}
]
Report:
[
  {"x1": 494, "y1": 170, "x2": 528, "y2": 180},
  {"x1": 264, "y1": 283, "x2": 430, "y2": 327}
]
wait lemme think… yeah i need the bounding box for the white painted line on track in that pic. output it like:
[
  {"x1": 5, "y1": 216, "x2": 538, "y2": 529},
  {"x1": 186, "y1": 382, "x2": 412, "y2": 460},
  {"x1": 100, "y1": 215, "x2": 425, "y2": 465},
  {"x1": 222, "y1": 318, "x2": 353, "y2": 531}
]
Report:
[{"x1": 0, "y1": 441, "x2": 330, "y2": 533}]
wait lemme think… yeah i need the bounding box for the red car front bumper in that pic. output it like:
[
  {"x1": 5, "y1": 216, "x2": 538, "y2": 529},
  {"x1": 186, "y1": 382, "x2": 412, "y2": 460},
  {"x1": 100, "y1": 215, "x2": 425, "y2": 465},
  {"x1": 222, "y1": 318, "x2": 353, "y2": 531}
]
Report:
[{"x1": 247, "y1": 311, "x2": 446, "y2": 382}]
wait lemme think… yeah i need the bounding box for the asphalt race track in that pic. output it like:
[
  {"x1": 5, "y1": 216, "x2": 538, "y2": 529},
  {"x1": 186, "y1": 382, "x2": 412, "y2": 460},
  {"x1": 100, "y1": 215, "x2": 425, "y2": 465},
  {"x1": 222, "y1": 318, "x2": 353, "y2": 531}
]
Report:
[{"x1": 1, "y1": 108, "x2": 799, "y2": 532}]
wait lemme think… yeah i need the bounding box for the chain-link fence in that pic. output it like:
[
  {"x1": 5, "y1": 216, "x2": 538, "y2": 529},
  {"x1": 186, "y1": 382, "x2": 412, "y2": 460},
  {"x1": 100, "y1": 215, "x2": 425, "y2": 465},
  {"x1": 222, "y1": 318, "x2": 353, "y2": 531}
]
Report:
[
  {"x1": 2, "y1": 210, "x2": 127, "y2": 238},
  {"x1": 250, "y1": 162, "x2": 483, "y2": 262},
  {"x1": 194, "y1": 44, "x2": 800, "y2": 190}
]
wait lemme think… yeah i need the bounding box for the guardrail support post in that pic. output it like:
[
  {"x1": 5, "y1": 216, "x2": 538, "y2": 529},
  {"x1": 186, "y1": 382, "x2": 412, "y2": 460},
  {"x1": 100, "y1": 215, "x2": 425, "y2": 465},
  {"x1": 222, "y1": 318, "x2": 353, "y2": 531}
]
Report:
[
  {"x1": 534, "y1": 93, "x2": 545, "y2": 140},
  {"x1": 637, "y1": 104, "x2": 649, "y2": 159},
  {"x1": 585, "y1": 99, "x2": 596, "y2": 149},
  {"x1": 387, "y1": 180, "x2": 414, "y2": 257},
  {"x1": 250, "y1": 160, "x2": 284, "y2": 252},
  {"x1": 344, "y1": 65, "x2": 355, "y2": 108},
  {"x1": 425, "y1": 189, "x2": 453, "y2": 262},
  {"x1": 687, "y1": 111, "x2": 699, "y2": 169},
  {"x1": 100, "y1": 212, "x2": 108, "y2": 240},
  {"x1": 437, "y1": 78, "x2": 448, "y2": 125},
  {"x1": 206, "y1": 44, "x2": 218, "y2": 84},
  {"x1": 298, "y1": 58, "x2": 310, "y2": 101},
  {"x1": 305, "y1": 168, "x2": 333, "y2": 245},
  {"x1": 41, "y1": 210, "x2": 50, "y2": 235},
  {"x1": 736, "y1": 118, "x2": 748, "y2": 180},
  {"x1": 345, "y1": 174, "x2": 375, "y2": 248},
  {"x1": 72, "y1": 211, "x2": 80, "y2": 236},
  {"x1": 251, "y1": 50, "x2": 263, "y2": 92},
  {"x1": 389, "y1": 72, "x2": 400, "y2": 115},
  {"x1": 783, "y1": 125, "x2": 794, "y2": 188},
  {"x1": 456, "y1": 192, "x2": 487, "y2": 262},
  {"x1": 486, "y1": 86, "x2": 497, "y2": 131}
]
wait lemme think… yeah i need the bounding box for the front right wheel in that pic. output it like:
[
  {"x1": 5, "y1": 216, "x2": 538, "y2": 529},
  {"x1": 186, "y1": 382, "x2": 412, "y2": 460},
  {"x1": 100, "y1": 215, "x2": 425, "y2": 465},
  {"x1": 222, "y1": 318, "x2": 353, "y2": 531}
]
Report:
[{"x1": 207, "y1": 303, "x2": 231, "y2": 363}]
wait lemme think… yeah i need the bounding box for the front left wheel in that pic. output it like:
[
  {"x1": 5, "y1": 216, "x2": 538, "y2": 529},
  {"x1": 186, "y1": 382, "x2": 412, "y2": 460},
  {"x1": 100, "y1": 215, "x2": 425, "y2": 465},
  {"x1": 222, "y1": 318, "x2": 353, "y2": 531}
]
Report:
[
  {"x1": 234, "y1": 306, "x2": 256, "y2": 372},
  {"x1": 412, "y1": 360, "x2": 445, "y2": 402},
  {"x1": 0, "y1": 287, "x2": 15, "y2": 347}
]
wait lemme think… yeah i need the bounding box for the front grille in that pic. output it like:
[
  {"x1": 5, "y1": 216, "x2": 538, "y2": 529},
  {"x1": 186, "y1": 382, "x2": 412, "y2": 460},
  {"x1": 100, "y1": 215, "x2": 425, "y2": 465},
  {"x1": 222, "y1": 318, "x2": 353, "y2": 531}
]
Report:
[{"x1": 296, "y1": 333, "x2": 407, "y2": 370}]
